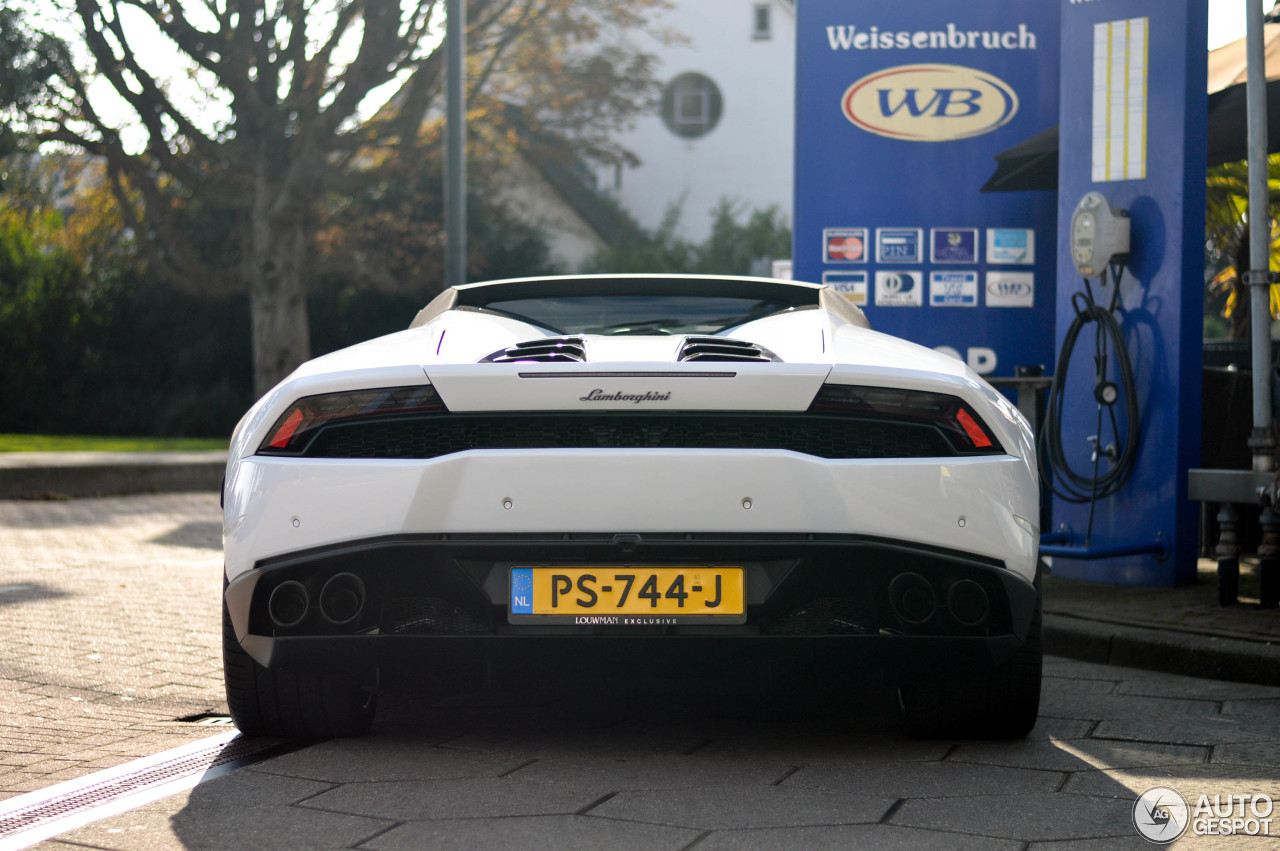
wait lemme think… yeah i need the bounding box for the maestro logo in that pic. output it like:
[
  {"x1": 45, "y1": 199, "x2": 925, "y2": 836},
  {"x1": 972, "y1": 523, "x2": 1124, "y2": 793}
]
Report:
[{"x1": 841, "y1": 64, "x2": 1019, "y2": 141}]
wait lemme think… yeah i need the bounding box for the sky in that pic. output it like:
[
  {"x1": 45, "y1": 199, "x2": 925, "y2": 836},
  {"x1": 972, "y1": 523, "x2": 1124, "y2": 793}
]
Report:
[{"x1": 1210, "y1": 0, "x2": 1255, "y2": 50}]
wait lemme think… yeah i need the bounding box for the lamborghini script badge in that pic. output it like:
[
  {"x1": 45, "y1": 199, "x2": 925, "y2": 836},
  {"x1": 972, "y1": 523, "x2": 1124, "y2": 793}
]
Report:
[{"x1": 579, "y1": 389, "x2": 672, "y2": 404}]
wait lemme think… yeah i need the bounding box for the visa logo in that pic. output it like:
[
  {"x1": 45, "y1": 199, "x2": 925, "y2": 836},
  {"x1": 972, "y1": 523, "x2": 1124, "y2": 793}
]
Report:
[{"x1": 842, "y1": 64, "x2": 1019, "y2": 142}]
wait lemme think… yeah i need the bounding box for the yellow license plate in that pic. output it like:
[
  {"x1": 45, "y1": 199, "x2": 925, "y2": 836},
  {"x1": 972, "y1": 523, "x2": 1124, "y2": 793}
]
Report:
[{"x1": 508, "y1": 566, "x2": 745, "y2": 624}]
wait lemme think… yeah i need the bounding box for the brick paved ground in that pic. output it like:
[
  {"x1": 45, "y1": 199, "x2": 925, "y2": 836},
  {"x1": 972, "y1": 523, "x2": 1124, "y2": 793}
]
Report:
[{"x1": 0, "y1": 494, "x2": 227, "y2": 798}]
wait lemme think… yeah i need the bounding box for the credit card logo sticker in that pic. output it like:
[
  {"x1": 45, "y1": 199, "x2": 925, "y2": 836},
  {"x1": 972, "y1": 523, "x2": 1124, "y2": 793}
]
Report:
[
  {"x1": 823, "y1": 227, "x2": 867, "y2": 263},
  {"x1": 842, "y1": 64, "x2": 1020, "y2": 142},
  {"x1": 986, "y1": 272, "x2": 1035, "y2": 307},
  {"x1": 823, "y1": 271, "x2": 869, "y2": 305},
  {"x1": 931, "y1": 228, "x2": 979, "y2": 263},
  {"x1": 875, "y1": 270, "x2": 923, "y2": 306},
  {"x1": 987, "y1": 228, "x2": 1035, "y2": 264},
  {"x1": 819, "y1": 270, "x2": 870, "y2": 303},
  {"x1": 929, "y1": 271, "x2": 979, "y2": 307},
  {"x1": 876, "y1": 228, "x2": 923, "y2": 263}
]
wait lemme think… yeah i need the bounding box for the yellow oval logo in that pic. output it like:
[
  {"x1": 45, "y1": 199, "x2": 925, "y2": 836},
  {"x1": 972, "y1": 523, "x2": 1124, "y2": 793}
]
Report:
[{"x1": 842, "y1": 64, "x2": 1019, "y2": 142}]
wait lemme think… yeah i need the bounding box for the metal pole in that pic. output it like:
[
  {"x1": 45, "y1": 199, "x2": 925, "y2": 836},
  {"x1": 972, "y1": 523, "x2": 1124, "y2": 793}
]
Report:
[
  {"x1": 1247, "y1": 0, "x2": 1275, "y2": 472},
  {"x1": 445, "y1": 0, "x2": 467, "y2": 289}
]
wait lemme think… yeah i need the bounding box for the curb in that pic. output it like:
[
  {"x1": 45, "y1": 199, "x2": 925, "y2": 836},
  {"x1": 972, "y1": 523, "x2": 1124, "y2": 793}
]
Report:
[
  {"x1": 1044, "y1": 612, "x2": 1280, "y2": 686},
  {"x1": 0, "y1": 452, "x2": 227, "y2": 500}
]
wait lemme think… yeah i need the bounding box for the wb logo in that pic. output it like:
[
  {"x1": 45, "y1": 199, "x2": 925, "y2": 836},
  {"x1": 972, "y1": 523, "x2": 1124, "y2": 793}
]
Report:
[
  {"x1": 842, "y1": 64, "x2": 1019, "y2": 142},
  {"x1": 878, "y1": 88, "x2": 982, "y2": 118}
]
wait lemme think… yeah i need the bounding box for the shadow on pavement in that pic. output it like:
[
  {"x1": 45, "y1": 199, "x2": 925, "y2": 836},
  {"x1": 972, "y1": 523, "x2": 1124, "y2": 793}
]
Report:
[
  {"x1": 0, "y1": 581, "x2": 70, "y2": 608},
  {"x1": 155, "y1": 662, "x2": 1177, "y2": 850},
  {"x1": 151, "y1": 521, "x2": 223, "y2": 550}
]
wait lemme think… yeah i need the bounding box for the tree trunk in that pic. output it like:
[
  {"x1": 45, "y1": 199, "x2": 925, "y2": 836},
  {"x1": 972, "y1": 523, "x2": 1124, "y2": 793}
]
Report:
[{"x1": 248, "y1": 199, "x2": 312, "y2": 399}]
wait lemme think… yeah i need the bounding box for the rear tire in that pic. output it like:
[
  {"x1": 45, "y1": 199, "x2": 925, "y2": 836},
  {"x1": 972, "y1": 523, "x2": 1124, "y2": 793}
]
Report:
[
  {"x1": 222, "y1": 601, "x2": 375, "y2": 738},
  {"x1": 898, "y1": 587, "x2": 1042, "y2": 740}
]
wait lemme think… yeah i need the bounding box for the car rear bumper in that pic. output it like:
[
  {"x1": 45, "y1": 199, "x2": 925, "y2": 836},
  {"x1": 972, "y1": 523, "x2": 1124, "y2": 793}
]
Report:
[
  {"x1": 223, "y1": 450, "x2": 1040, "y2": 582},
  {"x1": 225, "y1": 533, "x2": 1039, "y2": 677}
]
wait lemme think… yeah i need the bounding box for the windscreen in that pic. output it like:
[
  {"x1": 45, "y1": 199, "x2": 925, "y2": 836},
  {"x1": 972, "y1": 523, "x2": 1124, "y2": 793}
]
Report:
[{"x1": 477, "y1": 294, "x2": 800, "y2": 336}]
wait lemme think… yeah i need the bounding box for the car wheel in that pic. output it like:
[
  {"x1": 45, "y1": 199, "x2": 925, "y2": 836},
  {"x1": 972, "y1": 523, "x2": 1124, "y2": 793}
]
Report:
[
  {"x1": 222, "y1": 600, "x2": 375, "y2": 738},
  {"x1": 897, "y1": 587, "x2": 1042, "y2": 740}
]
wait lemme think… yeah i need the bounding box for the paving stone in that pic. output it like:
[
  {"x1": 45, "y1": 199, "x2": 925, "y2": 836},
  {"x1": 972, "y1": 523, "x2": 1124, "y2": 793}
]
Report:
[
  {"x1": 1025, "y1": 717, "x2": 1098, "y2": 740},
  {"x1": 949, "y1": 738, "x2": 1209, "y2": 772},
  {"x1": 891, "y1": 792, "x2": 1136, "y2": 841},
  {"x1": 248, "y1": 736, "x2": 533, "y2": 783},
  {"x1": 299, "y1": 777, "x2": 603, "y2": 821},
  {"x1": 1025, "y1": 837, "x2": 1155, "y2": 850},
  {"x1": 1221, "y1": 699, "x2": 1280, "y2": 720},
  {"x1": 694, "y1": 822, "x2": 1024, "y2": 851},
  {"x1": 363, "y1": 814, "x2": 699, "y2": 851},
  {"x1": 1037, "y1": 692, "x2": 1221, "y2": 722},
  {"x1": 1027, "y1": 832, "x2": 1279, "y2": 849},
  {"x1": 588, "y1": 784, "x2": 895, "y2": 829},
  {"x1": 1211, "y1": 741, "x2": 1280, "y2": 766},
  {"x1": 431, "y1": 726, "x2": 709, "y2": 759},
  {"x1": 1114, "y1": 678, "x2": 1280, "y2": 701},
  {"x1": 697, "y1": 734, "x2": 952, "y2": 764},
  {"x1": 0, "y1": 494, "x2": 225, "y2": 801},
  {"x1": 790, "y1": 760, "x2": 1064, "y2": 798},
  {"x1": 1042, "y1": 676, "x2": 1117, "y2": 696},
  {"x1": 506, "y1": 754, "x2": 797, "y2": 789},
  {"x1": 1092, "y1": 713, "x2": 1280, "y2": 746},
  {"x1": 50, "y1": 774, "x2": 393, "y2": 851},
  {"x1": 1063, "y1": 763, "x2": 1280, "y2": 799}
]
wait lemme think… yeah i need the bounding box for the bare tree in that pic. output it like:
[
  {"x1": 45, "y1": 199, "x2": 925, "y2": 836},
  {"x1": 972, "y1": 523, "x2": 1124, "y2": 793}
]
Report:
[{"x1": 33, "y1": 0, "x2": 666, "y2": 395}]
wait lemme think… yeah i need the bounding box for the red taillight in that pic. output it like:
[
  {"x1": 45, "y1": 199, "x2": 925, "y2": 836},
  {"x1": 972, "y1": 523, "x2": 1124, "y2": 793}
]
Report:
[
  {"x1": 268, "y1": 409, "x2": 305, "y2": 449},
  {"x1": 258, "y1": 385, "x2": 445, "y2": 454},
  {"x1": 954, "y1": 408, "x2": 994, "y2": 448},
  {"x1": 808, "y1": 384, "x2": 1001, "y2": 453}
]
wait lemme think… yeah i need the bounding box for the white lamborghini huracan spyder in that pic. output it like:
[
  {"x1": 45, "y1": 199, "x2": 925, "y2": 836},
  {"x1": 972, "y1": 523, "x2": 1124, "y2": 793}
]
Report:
[{"x1": 222, "y1": 275, "x2": 1042, "y2": 738}]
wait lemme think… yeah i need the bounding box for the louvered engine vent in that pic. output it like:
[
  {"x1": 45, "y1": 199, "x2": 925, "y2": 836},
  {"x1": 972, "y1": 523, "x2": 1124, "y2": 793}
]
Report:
[
  {"x1": 481, "y1": 336, "x2": 587, "y2": 363},
  {"x1": 677, "y1": 336, "x2": 780, "y2": 363}
]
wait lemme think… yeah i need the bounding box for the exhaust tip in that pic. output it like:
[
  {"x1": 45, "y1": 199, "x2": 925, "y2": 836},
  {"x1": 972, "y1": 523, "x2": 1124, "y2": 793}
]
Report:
[
  {"x1": 889, "y1": 572, "x2": 936, "y2": 625},
  {"x1": 320, "y1": 573, "x2": 366, "y2": 625},
  {"x1": 947, "y1": 579, "x2": 990, "y2": 627},
  {"x1": 268, "y1": 580, "x2": 309, "y2": 628}
]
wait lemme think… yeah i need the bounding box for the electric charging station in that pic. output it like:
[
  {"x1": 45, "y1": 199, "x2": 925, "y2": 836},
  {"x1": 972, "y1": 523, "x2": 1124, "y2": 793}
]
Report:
[
  {"x1": 793, "y1": 0, "x2": 1210, "y2": 586},
  {"x1": 1047, "y1": 0, "x2": 1207, "y2": 585},
  {"x1": 792, "y1": 1, "x2": 1060, "y2": 379}
]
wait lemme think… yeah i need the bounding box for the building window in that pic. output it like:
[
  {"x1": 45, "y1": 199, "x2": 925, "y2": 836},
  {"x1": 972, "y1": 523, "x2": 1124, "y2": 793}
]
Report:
[
  {"x1": 660, "y1": 73, "x2": 723, "y2": 139},
  {"x1": 753, "y1": 4, "x2": 772, "y2": 40}
]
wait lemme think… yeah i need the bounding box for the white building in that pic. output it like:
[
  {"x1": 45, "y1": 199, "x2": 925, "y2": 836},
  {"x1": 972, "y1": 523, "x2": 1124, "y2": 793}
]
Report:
[
  {"x1": 501, "y1": 1, "x2": 797, "y2": 269},
  {"x1": 600, "y1": 0, "x2": 796, "y2": 244}
]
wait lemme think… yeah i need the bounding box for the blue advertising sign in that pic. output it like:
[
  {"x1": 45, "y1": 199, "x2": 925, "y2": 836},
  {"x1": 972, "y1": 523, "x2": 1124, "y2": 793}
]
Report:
[{"x1": 793, "y1": 1, "x2": 1060, "y2": 376}]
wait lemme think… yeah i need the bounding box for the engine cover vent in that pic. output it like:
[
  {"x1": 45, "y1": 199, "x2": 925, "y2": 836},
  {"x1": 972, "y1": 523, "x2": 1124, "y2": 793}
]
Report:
[
  {"x1": 481, "y1": 336, "x2": 587, "y2": 363},
  {"x1": 677, "y1": 336, "x2": 780, "y2": 363}
]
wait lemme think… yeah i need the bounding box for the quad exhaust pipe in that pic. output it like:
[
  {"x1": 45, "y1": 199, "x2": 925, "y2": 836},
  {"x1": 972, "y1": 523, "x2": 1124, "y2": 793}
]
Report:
[{"x1": 888, "y1": 573, "x2": 990, "y2": 627}]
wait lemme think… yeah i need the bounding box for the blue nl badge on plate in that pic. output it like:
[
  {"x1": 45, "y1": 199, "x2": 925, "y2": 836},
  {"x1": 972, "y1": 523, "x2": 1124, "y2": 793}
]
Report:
[{"x1": 510, "y1": 567, "x2": 534, "y2": 614}]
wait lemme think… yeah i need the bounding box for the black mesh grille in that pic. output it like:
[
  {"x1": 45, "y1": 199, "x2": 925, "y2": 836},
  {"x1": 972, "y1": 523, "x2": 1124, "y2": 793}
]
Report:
[
  {"x1": 385, "y1": 597, "x2": 490, "y2": 635},
  {"x1": 764, "y1": 598, "x2": 877, "y2": 635},
  {"x1": 298, "y1": 412, "x2": 961, "y2": 459}
]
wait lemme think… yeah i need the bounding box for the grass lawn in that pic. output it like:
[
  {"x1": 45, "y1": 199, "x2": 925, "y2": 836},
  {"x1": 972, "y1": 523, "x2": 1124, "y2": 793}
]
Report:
[{"x1": 0, "y1": 434, "x2": 228, "y2": 453}]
